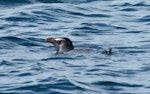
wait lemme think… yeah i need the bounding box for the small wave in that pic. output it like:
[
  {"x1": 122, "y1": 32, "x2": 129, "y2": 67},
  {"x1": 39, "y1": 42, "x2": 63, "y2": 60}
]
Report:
[
  {"x1": 71, "y1": 22, "x2": 112, "y2": 36},
  {"x1": 125, "y1": 31, "x2": 143, "y2": 34},
  {"x1": 41, "y1": 56, "x2": 77, "y2": 61},
  {"x1": 67, "y1": 10, "x2": 111, "y2": 18},
  {"x1": 5, "y1": 17, "x2": 33, "y2": 22},
  {"x1": 133, "y1": 2, "x2": 150, "y2": 7},
  {"x1": 68, "y1": 79, "x2": 102, "y2": 93},
  {"x1": 36, "y1": 0, "x2": 99, "y2": 4},
  {"x1": 0, "y1": 0, "x2": 32, "y2": 4},
  {"x1": 93, "y1": 81, "x2": 143, "y2": 87},
  {"x1": 0, "y1": 60, "x2": 14, "y2": 66},
  {"x1": 138, "y1": 15, "x2": 150, "y2": 22},
  {"x1": 0, "y1": 36, "x2": 42, "y2": 48},
  {"x1": 0, "y1": 0, "x2": 62, "y2": 4},
  {"x1": 0, "y1": 0, "x2": 96, "y2": 4},
  {"x1": 11, "y1": 79, "x2": 86, "y2": 94},
  {"x1": 0, "y1": 0, "x2": 93, "y2": 5},
  {"x1": 4, "y1": 12, "x2": 37, "y2": 22},
  {"x1": 112, "y1": 2, "x2": 150, "y2": 7},
  {"x1": 36, "y1": 0, "x2": 62, "y2": 3},
  {"x1": 120, "y1": 8, "x2": 137, "y2": 11}
]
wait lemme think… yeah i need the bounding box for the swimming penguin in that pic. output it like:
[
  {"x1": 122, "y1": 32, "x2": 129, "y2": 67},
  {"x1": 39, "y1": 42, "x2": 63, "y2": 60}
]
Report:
[{"x1": 46, "y1": 37, "x2": 112, "y2": 54}]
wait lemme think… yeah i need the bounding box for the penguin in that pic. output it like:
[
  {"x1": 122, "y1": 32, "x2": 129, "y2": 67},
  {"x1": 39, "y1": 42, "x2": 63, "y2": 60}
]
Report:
[{"x1": 46, "y1": 37, "x2": 112, "y2": 55}]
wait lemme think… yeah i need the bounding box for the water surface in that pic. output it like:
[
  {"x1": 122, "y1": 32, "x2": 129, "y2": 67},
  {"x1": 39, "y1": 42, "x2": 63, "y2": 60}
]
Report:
[{"x1": 0, "y1": 0, "x2": 150, "y2": 94}]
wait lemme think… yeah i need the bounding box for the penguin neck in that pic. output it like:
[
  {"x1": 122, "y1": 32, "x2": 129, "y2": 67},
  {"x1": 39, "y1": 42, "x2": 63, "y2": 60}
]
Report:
[{"x1": 56, "y1": 45, "x2": 74, "y2": 54}]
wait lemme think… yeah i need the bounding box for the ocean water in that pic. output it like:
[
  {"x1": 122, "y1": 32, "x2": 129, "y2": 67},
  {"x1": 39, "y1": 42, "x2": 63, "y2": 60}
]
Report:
[{"x1": 0, "y1": 0, "x2": 150, "y2": 94}]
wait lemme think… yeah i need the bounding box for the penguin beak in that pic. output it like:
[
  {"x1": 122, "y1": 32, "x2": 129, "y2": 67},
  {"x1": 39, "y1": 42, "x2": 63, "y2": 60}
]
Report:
[{"x1": 46, "y1": 37, "x2": 55, "y2": 44}]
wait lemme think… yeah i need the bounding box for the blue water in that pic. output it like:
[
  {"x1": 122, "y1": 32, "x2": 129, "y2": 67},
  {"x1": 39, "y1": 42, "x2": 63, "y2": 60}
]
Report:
[{"x1": 0, "y1": 0, "x2": 150, "y2": 94}]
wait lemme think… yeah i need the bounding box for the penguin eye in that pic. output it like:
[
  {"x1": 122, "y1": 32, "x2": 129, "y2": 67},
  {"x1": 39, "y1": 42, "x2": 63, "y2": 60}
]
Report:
[{"x1": 57, "y1": 40, "x2": 62, "y2": 44}]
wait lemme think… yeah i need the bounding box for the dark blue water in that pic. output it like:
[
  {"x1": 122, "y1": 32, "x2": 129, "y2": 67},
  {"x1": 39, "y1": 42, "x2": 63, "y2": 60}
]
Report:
[{"x1": 0, "y1": 0, "x2": 150, "y2": 94}]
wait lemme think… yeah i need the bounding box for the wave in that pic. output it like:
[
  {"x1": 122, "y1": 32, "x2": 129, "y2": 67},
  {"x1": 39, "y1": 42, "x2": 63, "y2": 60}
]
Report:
[
  {"x1": 0, "y1": 0, "x2": 60, "y2": 3},
  {"x1": 138, "y1": 15, "x2": 150, "y2": 22},
  {"x1": 0, "y1": 0, "x2": 33, "y2": 3},
  {"x1": 0, "y1": 36, "x2": 43, "y2": 49},
  {"x1": 0, "y1": 0, "x2": 100, "y2": 4},
  {"x1": 93, "y1": 81, "x2": 143, "y2": 87}
]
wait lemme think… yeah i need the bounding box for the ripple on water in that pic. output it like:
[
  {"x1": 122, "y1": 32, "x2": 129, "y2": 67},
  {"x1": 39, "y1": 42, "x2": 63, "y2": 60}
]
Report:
[
  {"x1": 138, "y1": 15, "x2": 150, "y2": 22},
  {"x1": 0, "y1": 36, "x2": 44, "y2": 47}
]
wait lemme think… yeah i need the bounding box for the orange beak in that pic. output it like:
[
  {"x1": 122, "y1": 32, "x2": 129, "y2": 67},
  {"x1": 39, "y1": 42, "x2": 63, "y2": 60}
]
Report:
[{"x1": 46, "y1": 37, "x2": 55, "y2": 43}]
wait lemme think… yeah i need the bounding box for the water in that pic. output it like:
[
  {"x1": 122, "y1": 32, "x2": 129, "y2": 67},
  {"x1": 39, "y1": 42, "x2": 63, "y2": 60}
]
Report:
[{"x1": 0, "y1": 0, "x2": 150, "y2": 94}]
